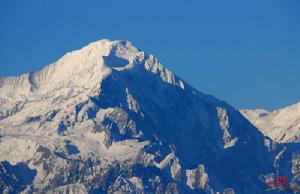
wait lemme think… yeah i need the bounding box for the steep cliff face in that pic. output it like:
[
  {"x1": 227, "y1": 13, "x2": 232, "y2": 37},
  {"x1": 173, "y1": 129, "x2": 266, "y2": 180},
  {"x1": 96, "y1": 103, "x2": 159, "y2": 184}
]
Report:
[{"x1": 0, "y1": 39, "x2": 284, "y2": 194}]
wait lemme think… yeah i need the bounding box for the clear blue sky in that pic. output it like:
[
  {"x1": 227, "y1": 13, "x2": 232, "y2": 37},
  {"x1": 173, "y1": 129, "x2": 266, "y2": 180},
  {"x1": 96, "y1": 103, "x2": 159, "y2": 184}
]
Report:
[{"x1": 0, "y1": 0, "x2": 299, "y2": 110}]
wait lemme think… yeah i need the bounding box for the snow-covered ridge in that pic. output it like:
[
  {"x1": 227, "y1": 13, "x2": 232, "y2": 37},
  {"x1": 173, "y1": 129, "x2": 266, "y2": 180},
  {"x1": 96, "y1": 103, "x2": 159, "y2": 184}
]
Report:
[
  {"x1": 0, "y1": 39, "x2": 185, "y2": 124},
  {"x1": 240, "y1": 102, "x2": 300, "y2": 142},
  {"x1": 0, "y1": 40, "x2": 134, "y2": 95},
  {"x1": 0, "y1": 39, "x2": 184, "y2": 97}
]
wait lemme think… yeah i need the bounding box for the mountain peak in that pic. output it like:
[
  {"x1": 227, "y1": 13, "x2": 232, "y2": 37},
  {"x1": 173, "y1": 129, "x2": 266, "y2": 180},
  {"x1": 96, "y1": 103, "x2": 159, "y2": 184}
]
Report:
[
  {"x1": 0, "y1": 39, "x2": 145, "y2": 95},
  {"x1": 0, "y1": 39, "x2": 286, "y2": 194},
  {"x1": 0, "y1": 39, "x2": 185, "y2": 127}
]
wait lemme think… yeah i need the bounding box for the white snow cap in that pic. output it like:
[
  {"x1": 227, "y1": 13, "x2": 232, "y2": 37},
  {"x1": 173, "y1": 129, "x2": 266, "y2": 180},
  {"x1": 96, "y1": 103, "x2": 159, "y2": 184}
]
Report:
[
  {"x1": 0, "y1": 39, "x2": 184, "y2": 97},
  {"x1": 0, "y1": 39, "x2": 144, "y2": 95}
]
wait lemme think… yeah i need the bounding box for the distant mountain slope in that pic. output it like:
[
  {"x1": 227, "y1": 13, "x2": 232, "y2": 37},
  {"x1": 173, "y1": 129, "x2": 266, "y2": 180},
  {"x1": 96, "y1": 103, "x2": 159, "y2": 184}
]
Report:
[
  {"x1": 241, "y1": 102, "x2": 300, "y2": 143},
  {"x1": 0, "y1": 39, "x2": 295, "y2": 194}
]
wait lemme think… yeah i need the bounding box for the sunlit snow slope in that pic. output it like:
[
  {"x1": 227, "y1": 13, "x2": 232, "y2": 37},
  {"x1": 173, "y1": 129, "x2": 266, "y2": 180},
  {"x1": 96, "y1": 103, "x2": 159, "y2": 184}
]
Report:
[{"x1": 241, "y1": 102, "x2": 300, "y2": 143}]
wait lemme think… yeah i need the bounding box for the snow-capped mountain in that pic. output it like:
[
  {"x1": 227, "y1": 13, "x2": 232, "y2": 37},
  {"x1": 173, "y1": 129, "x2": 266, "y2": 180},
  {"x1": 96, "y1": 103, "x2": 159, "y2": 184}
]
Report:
[
  {"x1": 0, "y1": 39, "x2": 297, "y2": 194},
  {"x1": 241, "y1": 102, "x2": 300, "y2": 143}
]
